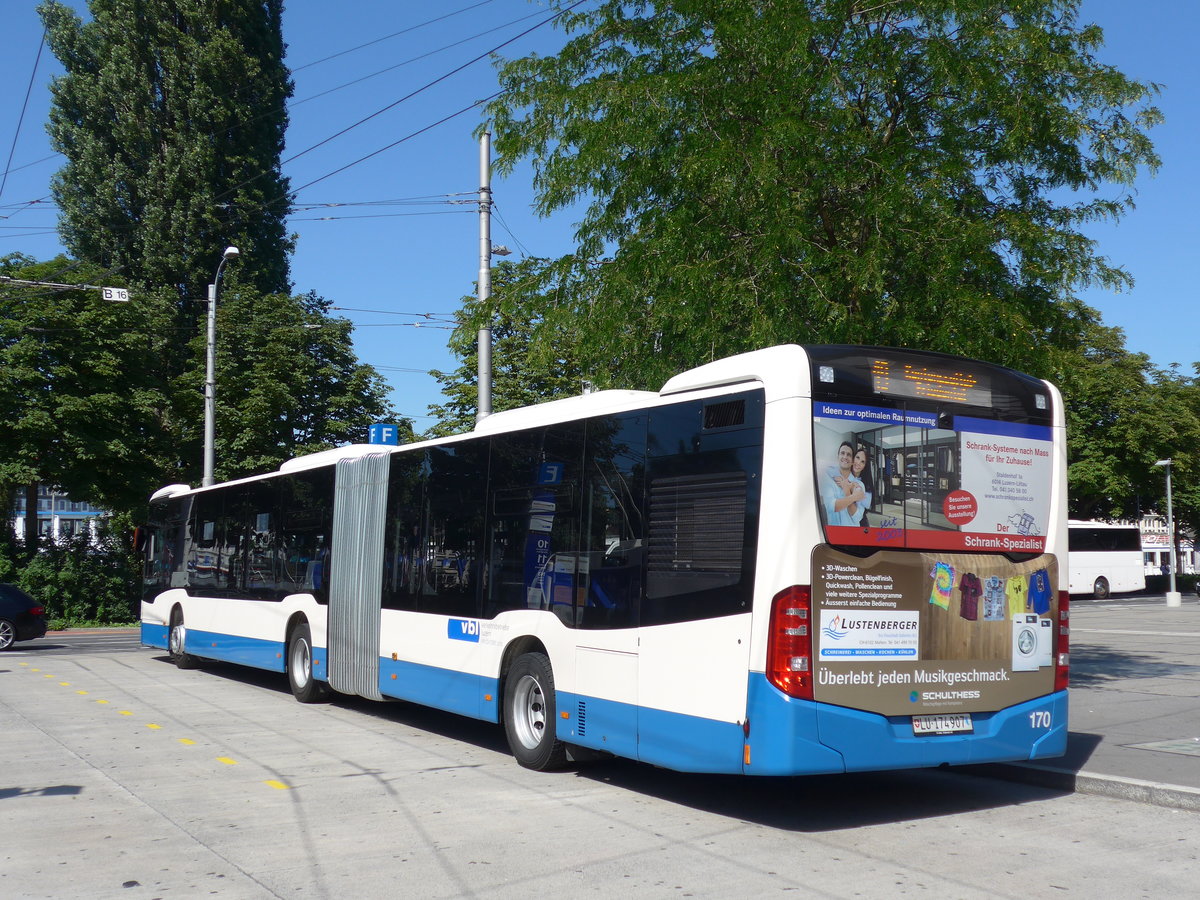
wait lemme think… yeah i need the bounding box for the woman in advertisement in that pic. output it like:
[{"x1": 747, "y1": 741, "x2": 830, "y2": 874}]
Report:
[{"x1": 851, "y1": 446, "x2": 874, "y2": 531}]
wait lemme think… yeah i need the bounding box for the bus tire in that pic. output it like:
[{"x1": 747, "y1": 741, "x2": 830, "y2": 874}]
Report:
[
  {"x1": 168, "y1": 608, "x2": 200, "y2": 669},
  {"x1": 504, "y1": 652, "x2": 568, "y2": 771},
  {"x1": 1093, "y1": 577, "x2": 1110, "y2": 600},
  {"x1": 287, "y1": 623, "x2": 331, "y2": 703}
]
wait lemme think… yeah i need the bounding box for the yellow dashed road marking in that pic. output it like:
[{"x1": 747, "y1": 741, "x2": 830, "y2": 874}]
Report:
[{"x1": 19, "y1": 663, "x2": 297, "y2": 794}]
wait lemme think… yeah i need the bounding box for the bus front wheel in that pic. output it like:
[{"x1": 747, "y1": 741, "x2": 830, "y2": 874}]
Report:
[
  {"x1": 287, "y1": 623, "x2": 331, "y2": 703},
  {"x1": 1093, "y1": 577, "x2": 1110, "y2": 600},
  {"x1": 504, "y1": 652, "x2": 568, "y2": 771},
  {"x1": 168, "y1": 609, "x2": 200, "y2": 669}
]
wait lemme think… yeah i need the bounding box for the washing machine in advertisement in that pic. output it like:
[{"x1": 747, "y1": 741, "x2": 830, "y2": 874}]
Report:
[
  {"x1": 1011, "y1": 614, "x2": 1041, "y2": 672},
  {"x1": 1036, "y1": 616, "x2": 1054, "y2": 667}
]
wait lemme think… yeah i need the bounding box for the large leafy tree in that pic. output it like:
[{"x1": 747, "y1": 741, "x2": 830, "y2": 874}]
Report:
[
  {"x1": 39, "y1": 0, "x2": 293, "y2": 300},
  {"x1": 1037, "y1": 320, "x2": 1200, "y2": 567},
  {"x1": 32, "y1": 1, "x2": 396, "y2": 495},
  {"x1": 486, "y1": 0, "x2": 1161, "y2": 389},
  {"x1": 0, "y1": 254, "x2": 172, "y2": 551}
]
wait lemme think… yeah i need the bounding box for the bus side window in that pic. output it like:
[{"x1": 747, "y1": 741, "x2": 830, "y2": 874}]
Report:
[
  {"x1": 424, "y1": 443, "x2": 487, "y2": 618},
  {"x1": 278, "y1": 469, "x2": 334, "y2": 603},
  {"x1": 382, "y1": 452, "x2": 425, "y2": 612},
  {"x1": 642, "y1": 395, "x2": 763, "y2": 626},
  {"x1": 579, "y1": 413, "x2": 646, "y2": 630},
  {"x1": 484, "y1": 425, "x2": 584, "y2": 625}
]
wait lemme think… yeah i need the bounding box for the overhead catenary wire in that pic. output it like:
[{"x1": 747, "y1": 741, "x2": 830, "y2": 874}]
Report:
[
  {"x1": 290, "y1": 7, "x2": 546, "y2": 111},
  {"x1": 0, "y1": 5, "x2": 537, "y2": 211},
  {"x1": 224, "y1": 1, "x2": 584, "y2": 206},
  {"x1": 290, "y1": 0, "x2": 499, "y2": 72},
  {"x1": 0, "y1": 27, "x2": 46, "y2": 202}
]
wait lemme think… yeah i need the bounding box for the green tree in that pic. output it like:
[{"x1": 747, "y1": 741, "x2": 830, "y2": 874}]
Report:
[
  {"x1": 39, "y1": 0, "x2": 293, "y2": 300},
  {"x1": 35, "y1": 1, "x2": 394, "y2": 492},
  {"x1": 486, "y1": 0, "x2": 1161, "y2": 389},
  {"x1": 429, "y1": 258, "x2": 587, "y2": 435},
  {"x1": 1052, "y1": 322, "x2": 1200, "y2": 556},
  {"x1": 0, "y1": 254, "x2": 173, "y2": 552}
]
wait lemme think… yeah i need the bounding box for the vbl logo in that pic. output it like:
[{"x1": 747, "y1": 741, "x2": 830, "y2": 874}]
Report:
[{"x1": 448, "y1": 619, "x2": 480, "y2": 642}]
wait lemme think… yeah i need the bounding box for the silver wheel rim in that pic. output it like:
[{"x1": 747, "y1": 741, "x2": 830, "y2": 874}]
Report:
[
  {"x1": 0, "y1": 620, "x2": 14, "y2": 648},
  {"x1": 169, "y1": 621, "x2": 184, "y2": 656},
  {"x1": 291, "y1": 638, "x2": 311, "y2": 687},
  {"x1": 511, "y1": 673, "x2": 548, "y2": 750}
]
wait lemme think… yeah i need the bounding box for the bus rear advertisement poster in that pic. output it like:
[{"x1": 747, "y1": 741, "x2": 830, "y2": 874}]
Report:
[{"x1": 812, "y1": 546, "x2": 1059, "y2": 716}]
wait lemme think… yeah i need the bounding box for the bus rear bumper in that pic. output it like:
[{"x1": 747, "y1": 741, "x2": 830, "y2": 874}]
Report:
[{"x1": 745, "y1": 674, "x2": 1068, "y2": 775}]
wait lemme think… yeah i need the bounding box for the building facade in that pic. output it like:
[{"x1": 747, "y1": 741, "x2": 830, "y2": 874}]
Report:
[
  {"x1": 1138, "y1": 514, "x2": 1197, "y2": 576},
  {"x1": 9, "y1": 485, "x2": 108, "y2": 541}
]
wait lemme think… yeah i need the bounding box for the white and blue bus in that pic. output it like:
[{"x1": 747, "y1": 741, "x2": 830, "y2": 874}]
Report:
[{"x1": 141, "y1": 345, "x2": 1069, "y2": 774}]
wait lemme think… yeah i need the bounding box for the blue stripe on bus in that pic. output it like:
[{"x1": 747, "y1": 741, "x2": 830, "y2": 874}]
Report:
[
  {"x1": 636, "y1": 705, "x2": 745, "y2": 773},
  {"x1": 184, "y1": 629, "x2": 287, "y2": 673},
  {"x1": 378, "y1": 656, "x2": 500, "y2": 723},
  {"x1": 744, "y1": 673, "x2": 1067, "y2": 775},
  {"x1": 556, "y1": 691, "x2": 639, "y2": 762},
  {"x1": 141, "y1": 622, "x2": 169, "y2": 650},
  {"x1": 556, "y1": 691, "x2": 743, "y2": 772},
  {"x1": 142, "y1": 624, "x2": 1066, "y2": 776}
]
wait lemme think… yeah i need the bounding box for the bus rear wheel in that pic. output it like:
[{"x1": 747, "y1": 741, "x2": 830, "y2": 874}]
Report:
[
  {"x1": 1093, "y1": 577, "x2": 1110, "y2": 600},
  {"x1": 287, "y1": 623, "x2": 331, "y2": 703},
  {"x1": 504, "y1": 652, "x2": 568, "y2": 771},
  {"x1": 168, "y1": 609, "x2": 200, "y2": 669}
]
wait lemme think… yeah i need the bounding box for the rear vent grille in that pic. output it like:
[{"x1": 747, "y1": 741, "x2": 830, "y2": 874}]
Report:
[
  {"x1": 648, "y1": 472, "x2": 747, "y2": 575},
  {"x1": 577, "y1": 700, "x2": 587, "y2": 736},
  {"x1": 703, "y1": 399, "x2": 745, "y2": 429}
]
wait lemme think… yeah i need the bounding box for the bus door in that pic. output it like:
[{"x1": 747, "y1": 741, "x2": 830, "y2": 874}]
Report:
[
  {"x1": 567, "y1": 414, "x2": 644, "y2": 760},
  {"x1": 635, "y1": 396, "x2": 762, "y2": 773},
  {"x1": 328, "y1": 452, "x2": 390, "y2": 700}
]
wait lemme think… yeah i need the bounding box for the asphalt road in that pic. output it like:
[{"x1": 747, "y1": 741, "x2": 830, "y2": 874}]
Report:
[{"x1": 2, "y1": 630, "x2": 1198, "y2": 899}]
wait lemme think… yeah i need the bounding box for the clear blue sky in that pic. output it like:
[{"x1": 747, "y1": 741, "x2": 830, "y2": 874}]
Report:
[{"x1": 2, "y1": 1, "x2": 1196, "y2": 430}]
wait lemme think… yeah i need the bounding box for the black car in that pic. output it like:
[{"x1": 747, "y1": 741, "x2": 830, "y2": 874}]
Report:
[{"x1": 0, "y1": 584, "x2": 48, "y2": 650}]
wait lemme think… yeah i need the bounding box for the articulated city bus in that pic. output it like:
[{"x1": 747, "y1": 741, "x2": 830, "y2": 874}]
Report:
[{"x1": 141, "y1": 344, "x2": 1068, "y2": 774}]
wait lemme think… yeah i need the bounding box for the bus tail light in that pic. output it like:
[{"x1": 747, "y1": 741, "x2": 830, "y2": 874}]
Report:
[
  {"x1": 1054, "y1": 591, "x2": 1069, "y2": 692},
  {"x1": 767, "y1": 585, "x2": 813, "y2": 700}
]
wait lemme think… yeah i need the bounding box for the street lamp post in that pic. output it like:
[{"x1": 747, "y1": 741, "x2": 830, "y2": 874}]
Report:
[
  {"x1": 1153, "y1": 458, "x2": 1182, "y2": 607},
  {"x1": 203, "y1": 246, "x2": 241, "y2": 487}
]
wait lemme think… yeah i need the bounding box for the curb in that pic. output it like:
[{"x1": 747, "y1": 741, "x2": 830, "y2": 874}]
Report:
[{"x1": 962, "y1": 763, "x2": 1200, "y2": 812}]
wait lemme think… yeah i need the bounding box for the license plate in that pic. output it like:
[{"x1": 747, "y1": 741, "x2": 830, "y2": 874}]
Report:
[{"x1": 912, "y1": 713, "x2": 973, "y2": 735}]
